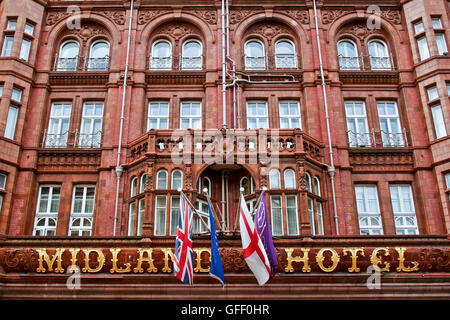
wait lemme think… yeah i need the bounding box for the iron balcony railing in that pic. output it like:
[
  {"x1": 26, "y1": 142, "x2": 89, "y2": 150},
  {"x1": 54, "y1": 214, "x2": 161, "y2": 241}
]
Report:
[
  {"x1": 338, "y1": 54, "x2": 395, "y2": 71},
  {"x1": 148, "y1": 55, "x2": 204, "y2": 70},
  {"x1": 347, "y1": 128, "x2": 408, "y2": 148},
  {"x1": 41, "y1": 129, "x2": 102, "y2": 148},
  {"x1": 244, "y1": 54, "x2": 300, "y2": 70},
  {"x1": 53, "y1": 55, "x2": 110, "y2": 71}
]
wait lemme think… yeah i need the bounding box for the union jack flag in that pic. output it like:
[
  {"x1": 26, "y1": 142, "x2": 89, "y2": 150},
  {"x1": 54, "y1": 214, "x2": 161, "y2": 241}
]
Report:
[{"x1": 173, "y1": 194, "x2": 194, "y2": 285}]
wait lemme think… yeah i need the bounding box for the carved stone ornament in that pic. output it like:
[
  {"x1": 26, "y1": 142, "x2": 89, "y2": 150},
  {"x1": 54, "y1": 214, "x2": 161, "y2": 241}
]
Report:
[
  {"x1": 343, "y1": 23, "x2": 379, "y2": 41},
  {"x1": 137, "y1": 10, "x2": 171, "y2": 25},
  {"x1": 193, "y1": 10, "x2": 217, "y2": 25},
  {"x1": 68, "y1": 24, "x2": 108, "y2": 43},
  {"x1": 154, "y1": 23, "x2": 198, "y2": 41},
  {"x1": 283, "y1": 10, "x2": 310, "y2": 25},
  {"x1": 229, "y1": 10, "x2": 263, "y2": 25},
  {"x1": 248, "y1": 22, "x2": 291, "y2": 41},
  {"x1": 46, "y1": 12, "x2": 70, "y2": 26},
  {"x1": 380, "y1": 9, "x2": 402, "y2": 25},
  {"x1": 322, "y1": 10, "x2": 354, "y2": 24},
  {"x1": 101, "y1": 11, "x2": 126, "y2": 25}
]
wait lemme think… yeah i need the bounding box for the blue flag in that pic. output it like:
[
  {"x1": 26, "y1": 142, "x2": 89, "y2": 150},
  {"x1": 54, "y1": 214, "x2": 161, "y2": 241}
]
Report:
[{"x1": 207, "y1": 199, "x2": 225, "y2": 287}]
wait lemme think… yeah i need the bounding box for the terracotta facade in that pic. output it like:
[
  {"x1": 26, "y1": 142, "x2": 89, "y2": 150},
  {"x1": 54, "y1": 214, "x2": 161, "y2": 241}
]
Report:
[{"x1": 0, "y1": 0, "x2": 449, "y2": 298}]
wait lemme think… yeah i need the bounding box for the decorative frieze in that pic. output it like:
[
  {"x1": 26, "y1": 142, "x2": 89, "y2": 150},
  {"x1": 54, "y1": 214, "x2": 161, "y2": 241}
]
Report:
[
  {"x1": 101, "y1": 11, "x2": 126, "y2": 25},
  {"x1": 137, "y1": 10, "x2": 171, "y2": 25}
]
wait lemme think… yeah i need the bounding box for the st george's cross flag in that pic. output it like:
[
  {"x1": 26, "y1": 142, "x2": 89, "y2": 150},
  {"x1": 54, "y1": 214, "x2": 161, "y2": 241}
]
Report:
[
  {"x1": 255, "y1": 191, "x2": 278, "y2": 280},
  {"x1": 239, "y1": 194, "x2": 271, "y2": 285},
  {"x1": 206, "y1": 198, "x2": 225, "y2": 287},
  {"x1": 173, "y1": 193, "x2": 194, "y2": 285}
]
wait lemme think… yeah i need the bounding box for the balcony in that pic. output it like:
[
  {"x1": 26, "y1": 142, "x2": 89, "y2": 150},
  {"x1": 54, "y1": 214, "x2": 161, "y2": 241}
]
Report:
[
  {"x1": 148, "y1": 55, "x2": 204, "y2": 71},
  {"x1": 41, "y1": 130, "x2": 102, "y2": 149},
  {"x1": 338, "y1": 55, "x2": 399, "y2": 85},
  {"x1": 347, "y1": 129, "x2": 409, "y2": 148},
  {"x1": 127, "y1": 129, "x2": 323, "y2": 164},
  {"x1": 244, "y1": 54, "x2": 300, "y2": 71},
  {"x1": 53, "y1": 56, "x2": 110, "y2": 72}
]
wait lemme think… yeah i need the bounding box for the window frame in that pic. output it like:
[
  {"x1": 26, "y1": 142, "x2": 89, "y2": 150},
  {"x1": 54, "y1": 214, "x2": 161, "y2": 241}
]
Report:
[
  {"x1": 33, "y1": 185, "x2": 61, "y2": 236},
  {"x1": 68, "y1": 185, "x2": 96, "y2": 236},
  {"x1": 180, "y1": 101, "x2": 202, "y2": 130}
]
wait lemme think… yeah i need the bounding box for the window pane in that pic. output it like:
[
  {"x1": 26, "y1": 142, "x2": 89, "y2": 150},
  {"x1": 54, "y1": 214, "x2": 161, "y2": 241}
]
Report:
[
  {"x1": 19, "y1": 39, "x2": 31, "y2": 61},
  {"x1": 431, "y1": 105, "x2": 447, "y2": 139},
  {"x1": 417, "y1": 37, "x2": 430, "y2": 60},
  {"x1": 24, "y1": 23, "x2": 34, "y2": 36},
  {"x1": 2, "y1": 36, "x2": 14, "y2": 57},
  {"x1": 4, "y1": 106, "x2": 18, "y2": 139},
  {"x1": 270, "y1": 196, "x2": 283, "y2": 235}
]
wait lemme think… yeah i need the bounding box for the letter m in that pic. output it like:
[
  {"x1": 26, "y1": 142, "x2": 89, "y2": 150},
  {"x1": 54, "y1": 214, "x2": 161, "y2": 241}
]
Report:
[{"x1": 36, "y1": 248, "x2": 65, "y2": 273}]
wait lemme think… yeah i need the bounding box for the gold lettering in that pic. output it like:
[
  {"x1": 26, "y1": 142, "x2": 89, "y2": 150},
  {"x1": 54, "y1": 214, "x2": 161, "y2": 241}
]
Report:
[
  {"x1": 370, "y1": 247, "x2": 390, "y2": 272},
  {"x1": 82, "y1": 248, "x2": 105, "y2": 273},
  {"x1": 395, "y1": 247, "x2": 419, "y2": 272},
  {"x1": 69, "y1": 248, "x2": 80, "y2": 269},
  {"x1": 162, "y1": 248, "x2": 174, "y2": 273},
  {"x1": 194, "y1": 248, "x2": 211, "y2": 273},
  {"x1": 316, "y1": 248, "x2": 340, "y2": 273},
  {"x1": 284, "y1": 248, "x2": 311, "y2": 273},
  {"x1": 110, "y1": 248, "x2": 131, "y2": 273},
  {"x1": 133, "y1": 248, "x2": 158, "y2": 273},
  {"x1": 343, "y1": 248, "x2": 365, "y2": 272},
  {"x1": 36, "y1": 248, "x2": 64, "y2": 273}
]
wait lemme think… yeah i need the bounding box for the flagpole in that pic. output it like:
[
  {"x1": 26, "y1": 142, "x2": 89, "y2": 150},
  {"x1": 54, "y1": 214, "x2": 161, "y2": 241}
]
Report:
[
  {"x1": 178, "y1": 188, "x2": 211, "y2": 232},
  {"x1": 204, "y1": 188, "x2": 222, "y2": 232},
  {"x1": 233, "y1": 187, "x2": 245, "y2": 231}
]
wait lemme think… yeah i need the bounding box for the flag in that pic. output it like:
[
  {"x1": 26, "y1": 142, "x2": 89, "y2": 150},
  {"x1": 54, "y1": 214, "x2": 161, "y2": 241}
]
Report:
[
  {"x1": 173, "y1": 193, "x2": 194, "y2": 285},
  {"x1": 239, "y1": 194, "x2": 271, "y2": 285},
  {"x1": 255, "y1": 191, "x2": 278, "y2": 280},
  {"x1": 207, "y1": 198, "x2": 225, "y2": 287}
]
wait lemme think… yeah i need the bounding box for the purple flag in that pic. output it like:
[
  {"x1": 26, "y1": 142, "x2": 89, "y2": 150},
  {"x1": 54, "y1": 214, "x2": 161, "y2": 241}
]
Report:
[{"x1": 255, "y1": 192, "x2": 278, "y2": 280}]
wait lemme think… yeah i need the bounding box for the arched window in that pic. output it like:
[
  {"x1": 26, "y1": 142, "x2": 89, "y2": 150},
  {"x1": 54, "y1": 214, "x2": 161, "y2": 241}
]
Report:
[
  {"x1": 57, "y1": 41, "x2": 80, "y2": 71},
  {"x1": 182, "y1": 40, "x2": 202, "y2": 70},
  {"x1": 130, "y1": 177, "x2": 137, "y2": 197},
  {"x1": 275, "y1": 39, "x2": 297, "y2": 69},
  {"x1": 240, "y1": 177, "x2": 249, "y2": 196},
  {"x1": 203, "y1": 177, "x2": 212, "y2": 196},
  {"x1": 88, "y1": 40, "x2": 110, "y2": 71},
  {"x1": 337, "y1": 40, "x2": 359, "y2": 70},
  {"x1": 244, "y1": 40, "x2": 265, "y2": 70},
  {"x1": 150, "y1": 40, "x2": 172, "y2": 70},
  {"x1": 140, "y1": 174, "x2": 146, "y2": 194},
  {"x1": 156, "y1": 170, "x2": 168, "y2": 189},
  {"x1": 368, "y1": 40, "x2": 391, "y2": 70},
  {"x1": 171, "y1": 170, "x2": 183, "y2": 190},
  {"x1": 269, "y1": 169, "x2": 281, "y2": 189},
  {"x1": 305, "y1": 172, "x2": 312, "y2": 193},
  {"x1": 314, "y1": 176, "x2": 321, "y2": 196},
  {"x1": 284, "y1": 169, "x2": 296, "y2": 189}
]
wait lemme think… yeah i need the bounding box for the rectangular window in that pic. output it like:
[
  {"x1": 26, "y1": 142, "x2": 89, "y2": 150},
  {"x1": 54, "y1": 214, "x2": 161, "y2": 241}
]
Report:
[
  {"x1": 445, "y1": 173, "x2": 450, "y2": 189},
  {"x1": 432, "y1": 18, "x2": 443, "y2": 29},
  {"x1": 33, "y1": 185, "x2": 61, "y2": 236},
  {"x1": 1, "y1": 36, "x2": 14, "y2": 57},
  {"x1": 390, "y1": 185, "x2": 419, "y2": 235},
  {"x1": 355, "y1": 185, "x2": 383, "y2": 235},
  {"x1": 137, "y1": 198, "x2": 145, "y2": 236},
  {"x1": 128, "y1": 202, "x2": 136, "y2": 236},
  {"x1": 307, "y1": 197, "x2": 324, "y2": 236},
  {"x1": 0, "y1": 85, "x2": 3, "y2": 97},
  {"x1": 286, "y1": 195, "x2": 299, "y2": 235},
  {"x1": 24, "y1": 23, "x2": 34, "y2": 36},
  {"x1": 270, "y1": 195, "x2": 283, "y2": 236},
  {"x1": 148, "y1": 102, "x2": 169, "y2": 130},
  {"x1": 11, "y1": 87, "x2": 22, "y2": 102},
  {"x1": 180, "y1": 102, "x2": 202, "y2": 129},
  {"x1": 4, "y1": 105, "x2": 18, "y2": 139},
  {"x1": 79, "y1": 102, "x2": 103, "y2": 147},
  {"x1": 414, "y1": 21, "x2": 424, "y2": 35},
  {"x1": 417, "y1": 36, "x2": 430, "y2": 60},
  {"x1": 46, "y1": 103, "x2": 72, "y2": 147},
  {"x1": 427, "y1": 86, "x2": 439, "y2": 101},
  {"x1": 19, "y1": 38, "x2": 31, "y2": 61},
  {"x1": 279, "y1": 102, "x2": 301, "y2": 129},
  {"x1": 6, "y1": 20, "x2": 16, "y2": 30},
  {"x1": 154, "y1": 195, "x2": 167, "y2": 235},
  {"x1": 431, "y1": 104, "x2": 447, "y2": 139},
  {"x1": 377, "y1": 101, "x2": 404, "y2": 146},
  {"x1": 345, "y1": 101, "x2": 371, "y2": 147},
  {"x1": 435, "y1": 33, "x2": 448, "y2": 55},
  {"x1": 193, "y1": 200, "x2": 209, "y2": 234},
  {"x1": 0, "y1": 173, "x2": 6, "y2": 190},
  {"x1": 69, "y1": 185, "x2": 95, "y2": 236},
  {"x1": 169, "y1": 195, "x2": 180, "y2": 236},
  {"x1": 247, "y1": 102, "x2": 269, "y2": 129}
]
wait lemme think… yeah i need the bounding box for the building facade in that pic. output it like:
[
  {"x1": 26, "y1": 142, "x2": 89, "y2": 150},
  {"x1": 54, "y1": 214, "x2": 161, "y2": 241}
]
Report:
[{"x1": 0, "y1": 0, "x2": 449, "y2": 299}]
